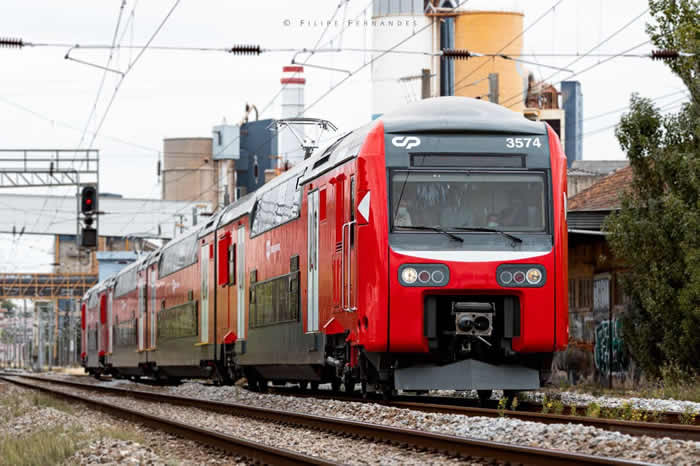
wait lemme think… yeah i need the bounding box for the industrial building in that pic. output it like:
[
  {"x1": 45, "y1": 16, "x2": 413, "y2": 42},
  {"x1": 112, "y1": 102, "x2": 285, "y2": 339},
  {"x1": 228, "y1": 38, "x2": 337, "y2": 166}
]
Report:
[{"x1": 161, "y1": 66, "x2": 308, "y2": 210}]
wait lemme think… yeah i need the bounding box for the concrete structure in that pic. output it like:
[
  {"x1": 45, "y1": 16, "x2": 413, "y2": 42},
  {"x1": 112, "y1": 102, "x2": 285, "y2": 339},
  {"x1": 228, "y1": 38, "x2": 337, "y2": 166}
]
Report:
[
  {"x1": 453, "y1": 10, "x2": 528, "y2": 112},
  {"x1": 236, "y1": 119, "x2": 279, "y2": 198},
  {"x1": 371, "y1": 0, "x2": 435, "y2": 118},
  {"x1": 162, "y1": 137, "x2": 215, "y2": 205},
  {"x1": 562, "y1": 81, "x2": 583, "y2": 166},
  {"x1": 279, "y1": 66, "x2": 306, "y2": 167},
  {"x1": 162, "y1": 137, "x2": 228, "y2": 211},
  {"x1": 95, "y1": 251, "x2": 139, "y2": 282}
]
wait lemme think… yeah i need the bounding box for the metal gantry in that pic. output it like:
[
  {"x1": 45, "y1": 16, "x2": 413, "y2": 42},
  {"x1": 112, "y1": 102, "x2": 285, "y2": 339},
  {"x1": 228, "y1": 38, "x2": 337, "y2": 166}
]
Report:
[
  {"x1": 0, "y1": 273, "x2": 97, "y2": 300},
  {"x1": 0, "y1": 149, "x2": 98, "y2": 188},
  {"x1": 0, "y1": 149, "x2": 100, "y2": 251}
]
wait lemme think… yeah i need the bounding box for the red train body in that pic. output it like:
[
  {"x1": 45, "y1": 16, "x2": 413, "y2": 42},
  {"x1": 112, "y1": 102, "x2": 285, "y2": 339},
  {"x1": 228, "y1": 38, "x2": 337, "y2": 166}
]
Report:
[{"x1": 81, "y1": 97, "x2": 568, "y2": 394}]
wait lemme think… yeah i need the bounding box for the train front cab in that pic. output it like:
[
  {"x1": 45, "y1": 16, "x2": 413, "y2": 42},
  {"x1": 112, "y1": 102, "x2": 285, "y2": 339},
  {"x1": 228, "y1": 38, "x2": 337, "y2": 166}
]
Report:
[{"x1": 355, "y1": 98, "x2": 568, "y2": 394}]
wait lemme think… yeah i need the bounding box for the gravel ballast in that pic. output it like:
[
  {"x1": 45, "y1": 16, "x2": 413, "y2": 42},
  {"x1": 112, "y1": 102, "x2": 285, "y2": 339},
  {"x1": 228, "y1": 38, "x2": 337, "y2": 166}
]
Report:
[
  {"x1": 24, "y1": 375, "x2": 700, "y2": 465},
  {"x1": 0, "y1": 380, "x2": 244, "y2": 465},
  {"x1": 13, "y1": 378, "x2": 478, "y2": 465}
]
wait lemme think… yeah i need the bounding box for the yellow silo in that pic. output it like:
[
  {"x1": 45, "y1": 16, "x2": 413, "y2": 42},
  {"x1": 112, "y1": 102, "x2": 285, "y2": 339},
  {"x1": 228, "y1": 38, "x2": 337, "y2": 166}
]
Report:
[{"x1": 453, "y1": 11, "x2": 528, "y2": 113}]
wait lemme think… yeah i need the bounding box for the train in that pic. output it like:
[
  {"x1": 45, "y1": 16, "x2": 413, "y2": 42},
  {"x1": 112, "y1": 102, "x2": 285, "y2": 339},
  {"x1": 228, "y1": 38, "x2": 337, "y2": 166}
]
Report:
[{"x1": 81, "y1": 96, "x2": 568, "y2": 400}]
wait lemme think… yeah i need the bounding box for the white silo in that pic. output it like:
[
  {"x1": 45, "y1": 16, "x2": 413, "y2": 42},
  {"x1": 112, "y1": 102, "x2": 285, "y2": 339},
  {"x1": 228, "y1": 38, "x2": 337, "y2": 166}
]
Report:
[
  {"x1": 371, "y1": 0, "x2": 436, "y2": 118},
  {"x1": 279, "y1": 65, "x2": 306, "y2": 167}
]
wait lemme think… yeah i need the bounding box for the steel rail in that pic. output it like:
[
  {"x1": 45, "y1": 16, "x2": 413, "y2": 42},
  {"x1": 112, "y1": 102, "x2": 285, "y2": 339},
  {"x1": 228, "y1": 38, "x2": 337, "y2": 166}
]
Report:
[
  {"x1": 391, "y1": 400, "x2": 700, "y2": 442},
  {"x1": 3, "y1": 374, "x2": 650, "y2": 466},
  {"x1": 0, "y1": 376, "x2": 332, "y2": 466},
  {"x1": 264, "y1": 385, "x2": 700, "y2": 440}
]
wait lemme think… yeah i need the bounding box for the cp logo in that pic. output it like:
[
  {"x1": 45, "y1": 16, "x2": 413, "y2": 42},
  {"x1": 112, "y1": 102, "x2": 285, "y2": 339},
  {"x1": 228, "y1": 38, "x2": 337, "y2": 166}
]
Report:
[{"x1": 391, "y1": 136, "x2": 421, "y2": 150}]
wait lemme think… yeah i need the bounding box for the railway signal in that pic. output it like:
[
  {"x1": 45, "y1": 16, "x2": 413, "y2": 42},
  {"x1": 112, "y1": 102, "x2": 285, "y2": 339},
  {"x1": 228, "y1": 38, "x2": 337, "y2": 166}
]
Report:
[{"x1": 79, "y1": 185, "x2": 98, "y2": 248}]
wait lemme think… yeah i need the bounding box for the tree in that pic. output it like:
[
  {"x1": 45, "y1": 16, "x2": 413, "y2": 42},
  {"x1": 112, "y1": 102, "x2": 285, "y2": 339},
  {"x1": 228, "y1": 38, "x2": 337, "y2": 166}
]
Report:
[{"x1": 604, "y1": 0, "x2": 699, "y2": 376}]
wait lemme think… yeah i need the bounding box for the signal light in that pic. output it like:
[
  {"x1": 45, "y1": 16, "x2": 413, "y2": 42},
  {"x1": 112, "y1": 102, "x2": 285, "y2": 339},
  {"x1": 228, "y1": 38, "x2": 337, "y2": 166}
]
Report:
[{"x1": 81, "y1": 185, "x2": 97, "y2": 214}]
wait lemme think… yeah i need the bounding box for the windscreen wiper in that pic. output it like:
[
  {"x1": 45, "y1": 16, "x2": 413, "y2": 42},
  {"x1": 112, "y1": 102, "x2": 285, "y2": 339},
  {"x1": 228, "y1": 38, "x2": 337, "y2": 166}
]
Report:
[
  {"x1": 452, "y1": 227, "x2": 523, "y2": 244},
  {"x1": 394, "y1": 225, "x2": 464, "y2": 243}
]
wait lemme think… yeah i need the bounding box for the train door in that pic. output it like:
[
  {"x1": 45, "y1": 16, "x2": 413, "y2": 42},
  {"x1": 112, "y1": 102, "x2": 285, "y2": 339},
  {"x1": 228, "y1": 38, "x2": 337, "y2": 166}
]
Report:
[
  {"x1": 137, "y1": 277, "x2": 146, "y2": 351},
  {"x1": 107, "y1": 290, "x2": 113, "y2": 355},
  {"x1": 307, "y1": 189, "x2": 320, "y2": 332},
  {"x1": 236, "y1": 226, "x2": 246, "y2": 340},
  {"x1": 149, "y1": 268, "x2": 157, "y2": 349},
  {"x1": 345, "y1": 175, "x2": 357, "y2": 312},
  {"x1": 200, "y1": 245, "x2": 209, "y2": 344},
  {"x1": 80, "y1": 302, "x2": 86, "y2": 360},
  {"x1": 332, "y1": 177, "x2": 344, "y2": 311},
  {"x1": 97, "y1": 295, "x2": 103, "y2": 356}
]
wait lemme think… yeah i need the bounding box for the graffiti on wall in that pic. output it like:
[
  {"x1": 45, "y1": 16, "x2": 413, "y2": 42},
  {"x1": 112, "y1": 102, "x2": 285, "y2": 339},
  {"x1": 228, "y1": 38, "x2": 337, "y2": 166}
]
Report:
[{"x1": 594, "y1": 318, "x2": 629, "y2": 377}]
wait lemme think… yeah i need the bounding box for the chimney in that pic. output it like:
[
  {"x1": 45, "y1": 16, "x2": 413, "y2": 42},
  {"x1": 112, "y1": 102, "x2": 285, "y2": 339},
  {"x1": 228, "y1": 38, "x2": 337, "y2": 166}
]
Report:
[{"x1": 279, "y1": 66, "x2": 306, "y2": 168}]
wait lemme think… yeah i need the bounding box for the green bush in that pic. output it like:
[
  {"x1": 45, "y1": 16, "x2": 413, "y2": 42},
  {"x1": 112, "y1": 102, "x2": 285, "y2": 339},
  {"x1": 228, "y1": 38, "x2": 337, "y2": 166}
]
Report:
[{"x1": 604, "y1": 0, "x2": 700, "y2": 377}]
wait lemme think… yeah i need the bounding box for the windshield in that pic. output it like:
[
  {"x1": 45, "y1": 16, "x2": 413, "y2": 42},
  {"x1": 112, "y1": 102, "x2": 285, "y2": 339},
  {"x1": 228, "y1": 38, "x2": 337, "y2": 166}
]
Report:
[{"x1": 391, "y1": 171, "x2": 547, "y2": 232}]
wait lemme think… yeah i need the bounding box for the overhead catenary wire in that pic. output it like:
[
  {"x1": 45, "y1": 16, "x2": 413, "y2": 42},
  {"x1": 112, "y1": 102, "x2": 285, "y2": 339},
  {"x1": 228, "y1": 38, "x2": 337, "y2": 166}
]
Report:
[
  {"x1": 192, "y1": 0, "x2": 351, "y2": 170},
  {"x1": 77, "y1": 0, "x2": 128, "y2": 150},
  {"x1": 498, "y1": 6, "x2": 651, "y2": 109},
  {"x1": 85, "y1": 0, "x2": 182, "y2": 151},
  {"x1": 501, "y1": 39, "x2": 652, "y2": 109},
  {"x1": 157, "y1": 0, "x2": 475, "y2": 236},
  {"x1": 584, "y1": 89, "x2": 689, "y2": 122},
  {"x1": 579, "y1": 96, "x2": 691, "y2": 140},
  {"x1": 302, "y1": 0, "x2": 470, "y2": 117}
]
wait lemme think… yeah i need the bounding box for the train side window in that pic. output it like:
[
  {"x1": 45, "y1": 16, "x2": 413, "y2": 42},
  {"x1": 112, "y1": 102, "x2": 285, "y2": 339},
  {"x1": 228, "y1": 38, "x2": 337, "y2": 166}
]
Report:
[
  {"x1": 335, "y1": 177, "x2": 344, "y2": 241},
  {"x1": 218, "y1": 234, "x2": 231, "y2": 286},
  {"x1": 250, "y1": 178, "x2": 301, "y2": 235},
  {"x1": 350, "y1": 176, "x2": 355, "y2": 222},
  {"x1": 319, "y1": 188, "x2": 327, "y2": 221}
]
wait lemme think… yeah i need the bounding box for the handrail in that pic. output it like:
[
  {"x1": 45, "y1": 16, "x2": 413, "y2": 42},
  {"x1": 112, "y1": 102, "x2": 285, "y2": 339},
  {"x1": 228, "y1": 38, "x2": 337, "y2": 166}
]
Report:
[{"x1": 341, "y1": 220, "x2": 357, "y2": 312}]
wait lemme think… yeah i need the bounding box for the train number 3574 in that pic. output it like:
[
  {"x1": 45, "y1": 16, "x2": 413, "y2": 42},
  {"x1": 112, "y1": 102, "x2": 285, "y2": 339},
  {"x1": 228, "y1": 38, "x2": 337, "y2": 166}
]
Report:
[{"x1": 505, "y1": 137, "x2": 542, "y2": 149}]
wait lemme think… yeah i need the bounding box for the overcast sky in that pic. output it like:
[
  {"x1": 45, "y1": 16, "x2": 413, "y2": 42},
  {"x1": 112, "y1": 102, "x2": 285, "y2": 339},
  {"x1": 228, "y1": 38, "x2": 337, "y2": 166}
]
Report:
[{"x1": 0, "y1": 0, "x2": 689, "y2": 272}]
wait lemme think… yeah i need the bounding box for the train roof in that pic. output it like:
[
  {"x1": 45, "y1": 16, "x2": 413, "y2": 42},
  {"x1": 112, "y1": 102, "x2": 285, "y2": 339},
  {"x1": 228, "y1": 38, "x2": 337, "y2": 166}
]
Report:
[
  {"x1": 217, "y1": 191, "x2": 257, "y2": 229},
  {"x1": 380, "y1": 96, "x2": 547, "y2": 135}
]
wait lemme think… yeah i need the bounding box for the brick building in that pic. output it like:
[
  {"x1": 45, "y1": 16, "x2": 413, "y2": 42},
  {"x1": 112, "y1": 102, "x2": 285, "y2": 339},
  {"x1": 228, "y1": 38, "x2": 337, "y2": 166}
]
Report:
[{"x1": 560, "y1": 166, "x2": 634, "y2": 386}]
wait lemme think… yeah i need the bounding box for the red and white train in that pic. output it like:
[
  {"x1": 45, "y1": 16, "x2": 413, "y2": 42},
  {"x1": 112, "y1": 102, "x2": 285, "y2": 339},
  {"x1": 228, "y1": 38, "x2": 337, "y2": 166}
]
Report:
[{"x1": 82, "y1": 97, "x2": 568, "y2": 398}]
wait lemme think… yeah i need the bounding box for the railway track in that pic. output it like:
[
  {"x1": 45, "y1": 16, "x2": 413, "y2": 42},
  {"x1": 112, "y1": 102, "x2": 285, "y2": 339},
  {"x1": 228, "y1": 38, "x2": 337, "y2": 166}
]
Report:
[
  {"x1": 1, "y1": 373, "x2": 649, "y2": 466},
  {"x1": 264, "y1": 386, "x2": 700, "y2": 441},
  {"x1": 0, "y1": 374, "x2": 331, "y2": 465}
]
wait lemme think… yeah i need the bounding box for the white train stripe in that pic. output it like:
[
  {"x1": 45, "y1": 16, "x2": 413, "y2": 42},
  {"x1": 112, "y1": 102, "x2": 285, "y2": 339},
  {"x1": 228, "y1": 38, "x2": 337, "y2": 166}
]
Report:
[{"x1": 391, "y1": 248, "x2": 551, "y2": 263}]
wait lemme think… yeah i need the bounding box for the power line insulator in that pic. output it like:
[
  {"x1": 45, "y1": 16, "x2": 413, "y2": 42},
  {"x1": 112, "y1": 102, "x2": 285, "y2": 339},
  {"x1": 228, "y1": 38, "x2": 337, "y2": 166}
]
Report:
[
  {"x1": 442, "y1": 49, "x2": 473, "y2": 60},
  {"x1": 0, "y1": 37, "x2": 24, "y2": 48},
  {"x1": 228, "y1": 44, "x2": 261, "y2": 55},
  {"x1": 651, "y1": 49, "x2": 680, "y2": 60}
]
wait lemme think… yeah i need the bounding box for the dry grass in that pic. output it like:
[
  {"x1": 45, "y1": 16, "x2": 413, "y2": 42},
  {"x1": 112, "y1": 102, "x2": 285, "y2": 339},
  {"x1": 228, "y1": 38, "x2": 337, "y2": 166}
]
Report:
[
  {"x1": 0, "y1": 426, "x2": 82, "y2": 466},
  {"x1": 0, "y1": 390, "x2": 31, "y2": 422},
  {"x1": 28, "y1": 392, "x2": 75, "y2": 414}
]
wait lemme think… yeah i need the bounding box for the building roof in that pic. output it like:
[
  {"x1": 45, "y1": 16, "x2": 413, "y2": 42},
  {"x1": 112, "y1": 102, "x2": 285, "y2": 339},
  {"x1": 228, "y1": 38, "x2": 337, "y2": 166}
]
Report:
[
  {"x1": 96, "y1": 251, "x2": 139, "y2": 261},
  {"x1": 570, "y1": 160, "x2": 629, "y2": 176},
  {"x1": 568, "y1": 165, "x2": 634, "y2": 211}
]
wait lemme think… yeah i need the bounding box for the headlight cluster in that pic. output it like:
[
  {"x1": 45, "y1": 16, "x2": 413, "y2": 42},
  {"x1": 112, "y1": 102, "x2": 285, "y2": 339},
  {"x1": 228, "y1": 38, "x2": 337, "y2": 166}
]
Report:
[
  {"x1": 399, "y1": 264, "x2": 449, "y2": 287},
  {"x1": 496, "y1": 264, "x2": 546, "y2": 288}
]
